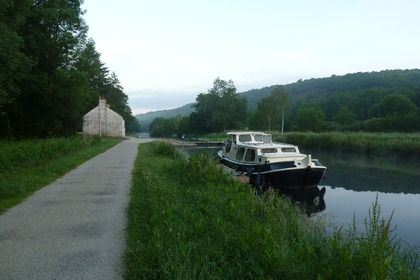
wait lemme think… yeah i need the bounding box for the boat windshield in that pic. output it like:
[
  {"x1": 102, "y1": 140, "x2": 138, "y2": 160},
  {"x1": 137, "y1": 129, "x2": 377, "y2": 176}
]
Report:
[
  {"x1": 262, "y1": 134, "x2": 271, "y2": 143},
  {"x1": 239, "y1": 135, "x2": 252, "y2": 142}
]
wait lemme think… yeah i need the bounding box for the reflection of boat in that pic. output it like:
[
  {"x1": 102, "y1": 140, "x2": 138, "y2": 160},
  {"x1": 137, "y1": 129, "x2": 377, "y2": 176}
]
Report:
[
  {"x1": 278, "y1": 187, "x2": 326, "y2": 216},
  {"x1": 217, "y1": 132, "x2": 327, "y2": 190}
]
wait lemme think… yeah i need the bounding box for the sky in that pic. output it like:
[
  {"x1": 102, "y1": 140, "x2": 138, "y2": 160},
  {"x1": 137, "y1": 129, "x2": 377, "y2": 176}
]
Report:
[{"x1": 82, "y1": 0, "x2": 420, "y2": 115}]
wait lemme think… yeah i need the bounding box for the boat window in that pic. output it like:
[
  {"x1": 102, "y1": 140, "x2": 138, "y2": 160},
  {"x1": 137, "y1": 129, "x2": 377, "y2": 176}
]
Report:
[
  {"x1": 281, "y1": 148, "x2": 296, "y2": 153},
  {"x1": 239, "y1": 135, "x2": 252, "y2": 142},
  {"x1": 262, "y1": 135, "x2": 271, "y2": 143},
  {"x1": 236, "y1": 147, "x2": 245, "y2": 160},
  {"x1": 254, "y1": 134, "x2": 263, "y2": 141},
  {"x1": 245, "y1": 149, "x2": 256, "y2": 162},
  {"x1": 262, "y1": 148, "x2": 277, "y2": 153}
]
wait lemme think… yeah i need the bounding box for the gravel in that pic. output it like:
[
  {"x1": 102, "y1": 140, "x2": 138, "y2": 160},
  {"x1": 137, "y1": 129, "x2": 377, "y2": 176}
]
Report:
[{"x1": 0, "y1": 137, "x2": 147, "y2": 280}]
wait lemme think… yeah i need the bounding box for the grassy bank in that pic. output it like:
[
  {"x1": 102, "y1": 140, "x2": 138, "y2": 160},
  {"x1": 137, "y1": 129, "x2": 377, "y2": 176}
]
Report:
[
  {"x1": 190, "y1": 131, "x2": 420, "y2": 156},
  {"x1": 126, "y1": 142, "x2": 419, "y2": 279},
  {"x1": 276, "y1": 132, "x2": 420, "y2": 156},
  {"x1": 0, "y1": 136, "x2": 121, "y2": 213}
]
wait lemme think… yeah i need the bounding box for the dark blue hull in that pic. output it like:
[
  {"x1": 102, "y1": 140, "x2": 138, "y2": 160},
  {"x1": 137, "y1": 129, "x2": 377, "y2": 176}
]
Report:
[{"x1": 219, "y1": 156, "x2": 326, "y2": 190}]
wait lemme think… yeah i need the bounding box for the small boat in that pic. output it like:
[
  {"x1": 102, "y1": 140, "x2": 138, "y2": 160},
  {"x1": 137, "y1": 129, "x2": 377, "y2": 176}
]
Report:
[{"x1": 217, "y1": 132, "x2": 327, "y2": 190}]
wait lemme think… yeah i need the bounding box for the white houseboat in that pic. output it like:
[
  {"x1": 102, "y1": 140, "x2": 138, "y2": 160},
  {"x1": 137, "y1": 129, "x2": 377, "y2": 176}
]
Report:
[{"x1": 217, "y1": 132, "x2": 327, "y2": 189}]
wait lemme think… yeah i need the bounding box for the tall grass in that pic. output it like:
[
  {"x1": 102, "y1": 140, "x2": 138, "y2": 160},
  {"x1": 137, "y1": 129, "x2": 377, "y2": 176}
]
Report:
[
  {"x1": 276, "y1": 132, "x2": 420, "y2": 156},
  {"x1": 0, "y1": 136, "x2": 121, "y2": 213},
  {"x1": 125, "y1": 142, "x2": 419, "y2": 279}
]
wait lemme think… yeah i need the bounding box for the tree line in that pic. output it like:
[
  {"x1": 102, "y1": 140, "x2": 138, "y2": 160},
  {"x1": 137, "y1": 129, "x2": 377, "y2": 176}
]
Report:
[
  {"x1": 149, "y1": 72, "x2": 420, "y2": 137},
  {"x1": 0, "y1": 0, "x2": 139, "y2": 139}
]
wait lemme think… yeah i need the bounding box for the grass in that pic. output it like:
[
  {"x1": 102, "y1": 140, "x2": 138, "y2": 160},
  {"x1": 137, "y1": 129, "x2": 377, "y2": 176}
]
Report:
[
  {"x1": 0, "y1": 136, "x2": 121, "y2": 213},
  {"x1": 275, "y1": 132, "x2": 420, "y2": 156},
  {"x1": 189, "y1": 131, "x2": 420, "y2": 156},
  {"x1": 125, "y1": 141, "x2": 419, "y2": 279}
]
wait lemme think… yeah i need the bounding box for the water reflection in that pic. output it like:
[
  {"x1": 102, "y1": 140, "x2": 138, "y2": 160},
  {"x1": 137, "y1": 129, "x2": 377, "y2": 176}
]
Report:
[
  {"x1": 313, "y1": 150, "x2": 420, "y2": 247},
  {"x1": 277, "y1": 186, "x2": 326, "y2": 216},
  {"x1": 313, "y1": 150, "x2": 420, "y2": 194}
]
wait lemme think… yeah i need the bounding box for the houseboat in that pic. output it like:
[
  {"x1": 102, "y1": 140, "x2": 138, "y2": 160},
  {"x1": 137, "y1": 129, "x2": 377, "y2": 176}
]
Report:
[{"x1": 217, "y1": 132, "x2": 327, "y2": 190}]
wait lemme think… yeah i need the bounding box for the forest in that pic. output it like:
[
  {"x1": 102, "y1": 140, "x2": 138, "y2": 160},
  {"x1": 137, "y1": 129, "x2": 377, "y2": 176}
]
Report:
[
  {"x1": 148, "y1": 69, "x2": 420, "y2": 137},
  {"x1": 0, "y1": 0, "x2": 139, "y2": 139}
]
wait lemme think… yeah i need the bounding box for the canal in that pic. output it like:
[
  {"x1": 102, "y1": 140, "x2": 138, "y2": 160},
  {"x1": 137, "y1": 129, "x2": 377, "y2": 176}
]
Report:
[
  {"x1": 183, "y1": 147, "x2": 420, "y2": 247},
  {"x1": 313, "y1": 150, "x2": 420, "y2": 247}
]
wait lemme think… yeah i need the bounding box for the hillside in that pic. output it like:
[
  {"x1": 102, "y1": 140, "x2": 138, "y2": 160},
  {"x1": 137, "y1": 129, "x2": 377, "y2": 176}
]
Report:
[
  {"x1": 136, "y1": 69, "x2": 420, "y2": 131},
  {"x1": 136, "y1": 103, "x2": 195, "y2": 132}
]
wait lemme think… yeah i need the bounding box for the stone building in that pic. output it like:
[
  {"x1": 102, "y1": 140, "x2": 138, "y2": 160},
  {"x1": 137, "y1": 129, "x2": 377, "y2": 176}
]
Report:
[{"x1": 83, "y1": 98, "x2": 125, "y2": 138}]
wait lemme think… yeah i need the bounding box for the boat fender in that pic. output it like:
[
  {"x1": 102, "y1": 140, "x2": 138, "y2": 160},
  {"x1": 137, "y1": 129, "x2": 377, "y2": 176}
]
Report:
[
  {"x1": 225, "y1": 140, "x2": 232, "y2": 153},
  {"x1": 250, "y1": 172, "x2": 261, "y2": 187},
  {"x1": 246, "y1": 167, "x2": 254, "y2": 177}
]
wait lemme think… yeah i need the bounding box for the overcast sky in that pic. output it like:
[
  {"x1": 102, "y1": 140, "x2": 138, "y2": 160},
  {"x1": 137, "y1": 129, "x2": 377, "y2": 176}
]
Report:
[{"x1": 82, "y1": 0, "x2": 420, "y2": 115}]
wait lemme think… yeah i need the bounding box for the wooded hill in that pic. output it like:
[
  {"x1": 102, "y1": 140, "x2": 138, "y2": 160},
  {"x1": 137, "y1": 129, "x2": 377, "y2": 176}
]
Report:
[
  {"x1": 138, "y1": 69, "x2": 420, "y2": 133},
  {"x1": 238, "y1": 69, "x2": 420, "y2": 111}
]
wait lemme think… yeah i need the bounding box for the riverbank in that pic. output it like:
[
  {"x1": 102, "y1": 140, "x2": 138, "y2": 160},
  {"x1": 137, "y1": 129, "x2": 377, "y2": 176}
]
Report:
[
  {"x1": 0, "y1": 136, "x2": 121, "y2": 213},
  {"x1": 125, "y1": 142, "x2": 419, "y2": 279},
  {"x1": 277, "y1": 132, "x2": 420, "y2": 156},
  {"x1": 191, "y1": 131, "x2": 420, "y2": 156}
]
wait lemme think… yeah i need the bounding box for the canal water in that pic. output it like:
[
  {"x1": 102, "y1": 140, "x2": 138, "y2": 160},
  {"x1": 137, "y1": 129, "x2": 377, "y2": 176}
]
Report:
[
  {"x1": 313, "y1": 150, "x2": 420, "y2": 247},
  {"x1": 183, "y1": 147, "x2": 420, "y2": 247}
]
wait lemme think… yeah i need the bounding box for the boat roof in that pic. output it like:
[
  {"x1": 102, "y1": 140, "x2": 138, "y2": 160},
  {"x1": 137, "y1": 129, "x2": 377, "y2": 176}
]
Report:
[
  {"x1": 226, "y1": 131, "x2": 269, "y2": 136},
  {"x1": 226, "y1": 131, "x2": 297, "y2": 148}
]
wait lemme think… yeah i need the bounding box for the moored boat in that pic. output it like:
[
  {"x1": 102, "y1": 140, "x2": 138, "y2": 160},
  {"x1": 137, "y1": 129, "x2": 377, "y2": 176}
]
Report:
[{"x1": 217, "y1": 132, "x2": 327, "y2": 190}]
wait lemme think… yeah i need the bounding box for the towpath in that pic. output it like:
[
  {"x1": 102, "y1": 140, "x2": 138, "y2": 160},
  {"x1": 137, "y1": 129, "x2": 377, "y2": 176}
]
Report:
[{"x1": 0, "y1": 137, "x2": 151, "y2": 280}]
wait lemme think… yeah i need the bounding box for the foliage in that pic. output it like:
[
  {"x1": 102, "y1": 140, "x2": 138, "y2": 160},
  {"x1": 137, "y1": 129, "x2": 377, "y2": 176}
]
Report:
[
  {"x1": 192, "y1": 77, "x2": 247, "y2": 133},
  {"x1": 152, "y1": 141, "x2": 181, "y2": 159},
  {"x1": 249, "y1": 86, "x2": 292, "y2": 132},
  {"x1": 278, "y1": 132, "x2": 420, "y2": 156},
  {"x1": 0, "y1": 0, "x2": 138, "y2": 138},
  {"x1": 294, "y1": 107, "x2": 327, "y2": 132},
  {"x1": 149, "y1": 117, "x2": 177, "y2": 137},
  {"x1": 0, "y1": 136, "x2": 121, "y2": 213},
  {"x1": 125, "y1": 142, "x2": 419, "y2": 279}
]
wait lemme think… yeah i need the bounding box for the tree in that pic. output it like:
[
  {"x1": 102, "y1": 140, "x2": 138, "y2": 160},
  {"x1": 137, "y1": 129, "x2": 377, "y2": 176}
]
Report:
[
  {"x1": 334, "y1": 105, "x2": 357, "y2": 126},
  {"x1": 253, "y1": 86, "x2": 291, "y2": 132},
  {"x1": 294, "y1": 107, "x2": 326, "y2": 132},
  {"x1": 3, "y1": 0, "x2": 89, "y2": 137},
  {"x1": 0, "y1": 0, "x2": 139, "y2": 138},
  {"x1": 369, "y1": 93, "x2": 417, "y2": 118},
  {"x1": 73, "y1": 39, "x2": 109, "y2": 109},
  {"x1": 125, "y1": 116, "x2": 141, "y2": 133},
  {"x1": 149, "y1": 117, "x2": 176, "y2": 137},
  {"x1": 0, "y1": 0, "x2": 31, "y2": 137},
  {"x1": 193, "y1": 78, "x2": 247, "y2": 133}
]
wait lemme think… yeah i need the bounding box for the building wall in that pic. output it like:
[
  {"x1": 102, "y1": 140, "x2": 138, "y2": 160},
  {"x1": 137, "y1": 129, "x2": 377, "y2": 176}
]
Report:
[{"x1": 83, "y1": 99, "x2": 125, "y2": 138}]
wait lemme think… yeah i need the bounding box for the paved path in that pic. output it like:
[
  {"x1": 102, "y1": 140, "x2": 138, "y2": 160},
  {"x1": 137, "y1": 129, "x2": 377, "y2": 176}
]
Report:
[{"x1": 0, "y1": 137, "x2": 149, "y2": 280}]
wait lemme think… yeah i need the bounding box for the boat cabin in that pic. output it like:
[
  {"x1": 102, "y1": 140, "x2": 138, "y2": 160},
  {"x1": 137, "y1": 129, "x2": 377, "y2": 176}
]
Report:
[
  {"x1": 227, "y1": 131, "x2": 272, "y2": 144},
  {"x1": 223, "y1": 132, "x2": 302, "y2": 164}
]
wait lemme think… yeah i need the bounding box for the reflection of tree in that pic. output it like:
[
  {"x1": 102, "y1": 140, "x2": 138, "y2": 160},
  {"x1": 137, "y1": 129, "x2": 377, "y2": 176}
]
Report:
[{"x1": 319, "y1": 150, "x2": 420, "y2": 194}]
